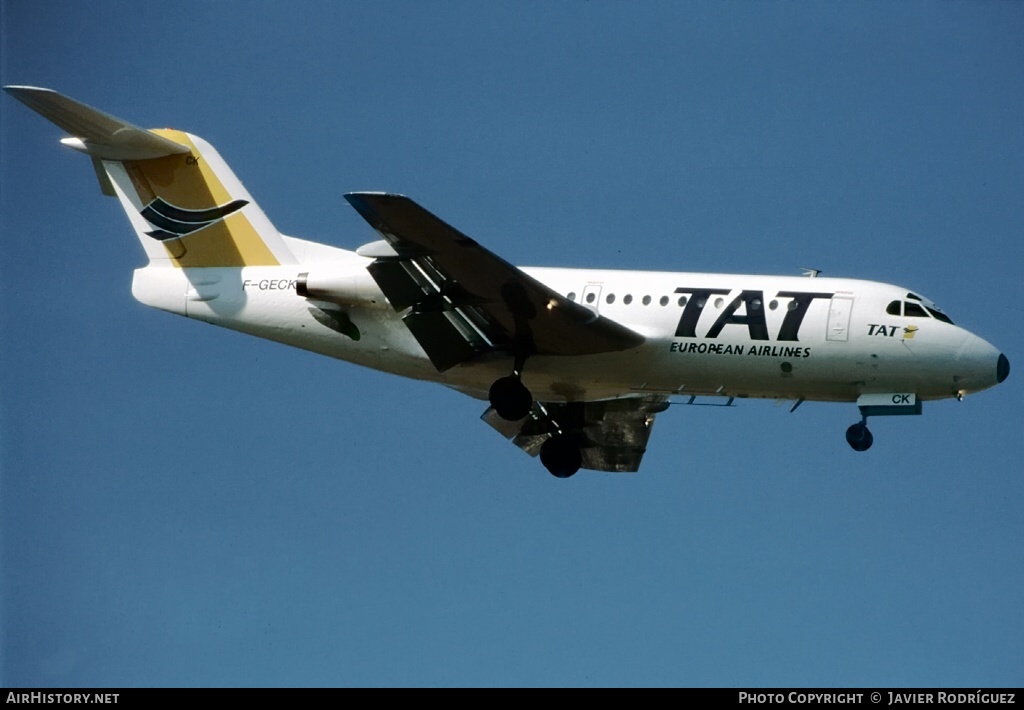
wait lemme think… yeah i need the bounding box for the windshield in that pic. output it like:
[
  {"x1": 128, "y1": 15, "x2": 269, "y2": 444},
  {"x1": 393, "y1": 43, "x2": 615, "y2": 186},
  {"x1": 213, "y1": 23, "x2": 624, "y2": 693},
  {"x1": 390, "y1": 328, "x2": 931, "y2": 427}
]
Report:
[{"x1": 884, "y1": 298, "x2": 955, "y2": 324}]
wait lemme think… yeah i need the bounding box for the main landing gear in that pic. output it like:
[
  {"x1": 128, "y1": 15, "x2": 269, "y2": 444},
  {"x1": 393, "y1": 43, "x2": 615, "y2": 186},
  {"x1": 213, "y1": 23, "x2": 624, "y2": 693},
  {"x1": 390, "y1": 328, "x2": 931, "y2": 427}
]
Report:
[
  {"x1": 488, "y1": 375, "x2": 533, "y2": 421},
  {"x1": 488, "y1": 357, "x2": 583, "y2": 478},
  {"x1": 488, "y1": 352, "x2": 533, "y2": 421},
  {"x1": 540, "y1": 433, "x2": 583, "y2": 478}
]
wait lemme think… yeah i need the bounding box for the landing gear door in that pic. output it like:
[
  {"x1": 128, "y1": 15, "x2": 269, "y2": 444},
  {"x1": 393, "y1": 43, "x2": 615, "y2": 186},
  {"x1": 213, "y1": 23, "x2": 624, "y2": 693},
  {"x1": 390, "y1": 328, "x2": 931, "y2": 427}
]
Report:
[
  {"x1": 581, "y1": 284, "x2": 603, "y2": 314},
  {"x1": 827, "y1": 297, "x2": 853, "y2": 342}
]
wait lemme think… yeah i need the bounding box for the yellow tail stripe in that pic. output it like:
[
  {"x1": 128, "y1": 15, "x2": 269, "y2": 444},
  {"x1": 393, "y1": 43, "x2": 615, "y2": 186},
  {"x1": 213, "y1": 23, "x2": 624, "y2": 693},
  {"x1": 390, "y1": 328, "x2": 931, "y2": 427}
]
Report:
[{"x1": 129, "y1": 129, "x2": 279, "y2": 267}]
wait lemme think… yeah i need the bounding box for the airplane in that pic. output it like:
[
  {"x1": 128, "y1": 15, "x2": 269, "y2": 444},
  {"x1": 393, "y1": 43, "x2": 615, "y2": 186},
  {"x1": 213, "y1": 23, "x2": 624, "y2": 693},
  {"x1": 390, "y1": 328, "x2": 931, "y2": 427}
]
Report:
[{"x1": 5, "y1": 86, "x2": 1010, "y2": 478}]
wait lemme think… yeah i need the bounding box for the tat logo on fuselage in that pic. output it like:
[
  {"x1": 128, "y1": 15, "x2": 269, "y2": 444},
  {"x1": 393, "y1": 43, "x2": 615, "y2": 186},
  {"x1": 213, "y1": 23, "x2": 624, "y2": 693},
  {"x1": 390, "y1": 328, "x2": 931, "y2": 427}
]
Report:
[
  {"x1": 868, "y1": 324, "x2": 919, "y2": 340},
  {"x1": 672, "y1": 288, "x2": 834, "y2": 341}
]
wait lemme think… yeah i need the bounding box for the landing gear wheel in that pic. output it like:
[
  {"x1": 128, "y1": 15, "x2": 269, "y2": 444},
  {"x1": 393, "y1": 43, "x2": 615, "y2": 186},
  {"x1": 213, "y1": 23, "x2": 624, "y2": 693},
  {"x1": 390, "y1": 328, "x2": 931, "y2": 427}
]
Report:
[
  {"x1": 540, "y1": 435, "x2": 582, "y2": 478},
  {"x1": 845, "y1": 422, "x2": 874, "y2": 452},
  {"x1": 489, "y1": 376, "x2": 533, "y2": 421}
]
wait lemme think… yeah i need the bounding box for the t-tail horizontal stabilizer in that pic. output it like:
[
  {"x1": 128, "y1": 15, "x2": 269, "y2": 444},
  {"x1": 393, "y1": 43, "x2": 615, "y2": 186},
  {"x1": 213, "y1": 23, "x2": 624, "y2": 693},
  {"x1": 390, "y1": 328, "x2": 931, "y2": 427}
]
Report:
[
  {"x1": 4, "y1": 85, "x2": 190, "y2": 161},
  {"x1": 6, "y1": 85, "x2": 297, "y2": 268}
]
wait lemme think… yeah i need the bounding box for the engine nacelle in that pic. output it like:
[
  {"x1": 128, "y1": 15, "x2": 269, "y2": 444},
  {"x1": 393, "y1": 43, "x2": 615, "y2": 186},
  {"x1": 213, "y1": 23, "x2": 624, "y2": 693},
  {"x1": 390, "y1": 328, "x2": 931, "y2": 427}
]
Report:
[{"x1": 296, "y1": 270, "x2": 384, "y2": 307}]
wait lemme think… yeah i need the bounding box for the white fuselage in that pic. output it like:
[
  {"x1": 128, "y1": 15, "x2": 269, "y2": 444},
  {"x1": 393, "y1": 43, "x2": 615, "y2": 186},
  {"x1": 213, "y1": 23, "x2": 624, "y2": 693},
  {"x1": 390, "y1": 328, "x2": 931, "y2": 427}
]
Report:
[{"x1": 130, "y1": 237, "x2": 1003, "y2": 406}]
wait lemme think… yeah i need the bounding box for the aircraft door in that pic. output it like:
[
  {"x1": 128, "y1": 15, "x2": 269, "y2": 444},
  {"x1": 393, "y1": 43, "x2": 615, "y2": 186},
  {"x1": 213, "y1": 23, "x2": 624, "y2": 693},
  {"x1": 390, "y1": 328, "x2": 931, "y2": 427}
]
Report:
[
  {"x1": 827, "y1": 297, "x2": 854, "y2": 342},
  {"x1": 581, "y1": 284, "x2": 603, "y2": 314}
]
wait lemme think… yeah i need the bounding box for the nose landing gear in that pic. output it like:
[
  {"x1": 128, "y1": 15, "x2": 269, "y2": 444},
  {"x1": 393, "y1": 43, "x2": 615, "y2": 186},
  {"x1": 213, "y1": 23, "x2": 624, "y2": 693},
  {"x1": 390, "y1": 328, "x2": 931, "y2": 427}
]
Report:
[
  {"x1": 844, "y1": 393, "x2": 923, "y2": 452},
  {"x1": 845, "y1": 420, "x2": 873, "y2": 452}
]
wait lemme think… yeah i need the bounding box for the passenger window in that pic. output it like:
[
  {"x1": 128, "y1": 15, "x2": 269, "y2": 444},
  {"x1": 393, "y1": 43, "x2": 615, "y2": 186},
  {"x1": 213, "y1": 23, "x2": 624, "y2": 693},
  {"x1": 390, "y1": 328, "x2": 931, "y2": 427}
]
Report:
[
  {"x1": 606, "y1": 294, "x2": 616, "y2": 304},
  {"x1": 904, "y1": 302, "x2": 928, "y2": 317},
  {"x1": 586, "y1": 292, "x2": 596, "y2": 304},
  {"x1": 642, "y1": 295, "x2": 651, "y2": 306},
  {"x1": 567, "y1": 292, "x2": 576, "y2": 302},
  {"x1": 623, "y1": 294, "x2": 633, "y2": 305},
  {"x1": 886, "y1": 300, "x2": 902, "y2": 316},
  {"x1": 660, "y1": 296, "x2": 669, "y2": 306}
]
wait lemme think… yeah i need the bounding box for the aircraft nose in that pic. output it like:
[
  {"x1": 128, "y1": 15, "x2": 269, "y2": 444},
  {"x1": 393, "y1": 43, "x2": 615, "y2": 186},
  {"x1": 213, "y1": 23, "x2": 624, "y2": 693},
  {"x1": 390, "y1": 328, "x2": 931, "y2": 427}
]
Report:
[
  {"x1": 997, "y1": 353, "x2": 1010, "y2": 383},
  {"x1": 956, "y1": 334, "x2": 1006, "y2": 392}
]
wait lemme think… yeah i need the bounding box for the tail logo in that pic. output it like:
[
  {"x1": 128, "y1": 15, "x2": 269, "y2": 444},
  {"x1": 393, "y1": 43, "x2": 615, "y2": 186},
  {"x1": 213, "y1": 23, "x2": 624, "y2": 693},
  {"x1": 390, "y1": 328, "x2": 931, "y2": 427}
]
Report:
[{"x1": 140, "y1": 197, "x2": 248, "y2": 241}]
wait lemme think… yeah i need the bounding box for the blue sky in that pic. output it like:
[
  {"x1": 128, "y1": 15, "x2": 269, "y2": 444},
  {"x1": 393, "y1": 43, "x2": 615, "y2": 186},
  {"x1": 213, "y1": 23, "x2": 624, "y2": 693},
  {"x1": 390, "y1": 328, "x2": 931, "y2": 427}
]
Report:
[{"x1": 2, "y1": 0, "x2": 1022, "y2": 687}]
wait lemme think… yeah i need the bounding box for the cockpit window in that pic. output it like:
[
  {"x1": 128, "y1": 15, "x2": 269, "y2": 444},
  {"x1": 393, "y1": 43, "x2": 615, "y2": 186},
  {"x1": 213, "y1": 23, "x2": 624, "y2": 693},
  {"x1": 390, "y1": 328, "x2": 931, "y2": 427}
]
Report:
[
  {"x1": 890, "y1": 293, "x2": 954, "y2": 323},
  {"x1": 926, "y1": 307, "x2": 954, "y2": 324},
  {"x1": 904, "y1": 301, "x2": 929, "y2": 317}
]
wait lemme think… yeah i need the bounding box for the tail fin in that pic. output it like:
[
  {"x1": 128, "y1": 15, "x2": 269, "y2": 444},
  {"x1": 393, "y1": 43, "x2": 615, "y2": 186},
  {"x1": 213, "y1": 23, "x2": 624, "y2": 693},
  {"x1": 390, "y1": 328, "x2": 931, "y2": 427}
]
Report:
[{"x1": 5, "y1": 86, "x2": 295, "y2": 268}]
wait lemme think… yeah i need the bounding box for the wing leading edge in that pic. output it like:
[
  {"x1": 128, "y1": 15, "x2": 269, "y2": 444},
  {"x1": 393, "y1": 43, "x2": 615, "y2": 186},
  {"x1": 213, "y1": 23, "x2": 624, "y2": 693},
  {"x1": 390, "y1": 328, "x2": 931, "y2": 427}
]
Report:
[{"x1": 345, "y1": 192, "x2": 645, "y2": 371}]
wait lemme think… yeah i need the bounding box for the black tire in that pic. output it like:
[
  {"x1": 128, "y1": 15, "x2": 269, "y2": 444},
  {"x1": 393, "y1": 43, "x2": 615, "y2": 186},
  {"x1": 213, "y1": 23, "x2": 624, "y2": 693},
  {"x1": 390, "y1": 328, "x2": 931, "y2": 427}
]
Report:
[
  {"x1": 540, "y1": 435, "x2": 582, "y2": 478},
  {"x1": 845, "y1": 423, "x2": 874, "y2": 452},
  {"x1": 488, "y1": 376, "x2": 533, "y2": 421}
]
